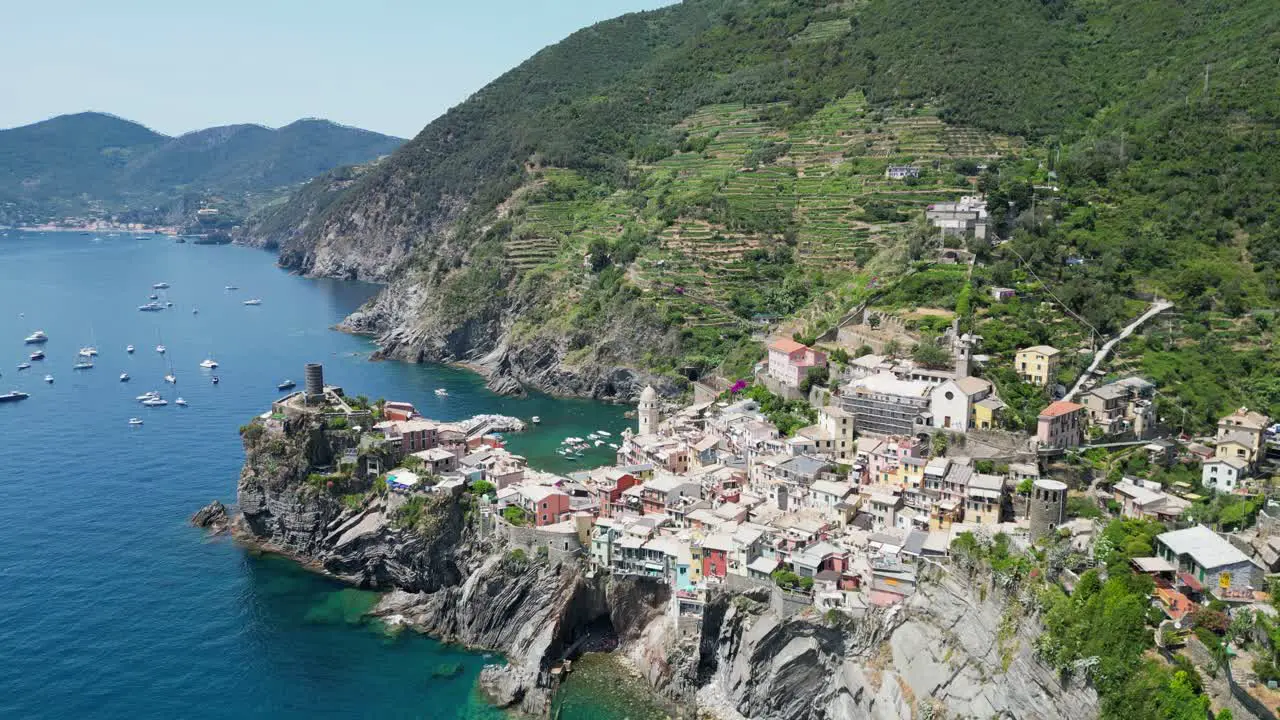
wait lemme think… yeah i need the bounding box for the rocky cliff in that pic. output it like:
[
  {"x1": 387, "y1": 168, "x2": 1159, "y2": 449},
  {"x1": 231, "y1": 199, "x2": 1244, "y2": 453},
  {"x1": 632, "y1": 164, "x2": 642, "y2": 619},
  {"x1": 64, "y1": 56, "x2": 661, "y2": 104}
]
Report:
[{"x1": 217, "y1": 415, "x2": 1100, "y2": 719}]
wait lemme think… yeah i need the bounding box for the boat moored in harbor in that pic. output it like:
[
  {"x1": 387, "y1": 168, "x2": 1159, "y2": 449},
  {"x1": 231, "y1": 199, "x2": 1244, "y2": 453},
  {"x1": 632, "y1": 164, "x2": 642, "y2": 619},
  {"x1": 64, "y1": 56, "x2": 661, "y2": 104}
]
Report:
[
  {"x1": 0, "y1": 390, "x2": 30, "y2": 403},
  {"x1": 243, "y1": 298, "x2": 262, "y2": 306},
  {"x1": 23, "y1": 331, "x2": 48, "y2": 344},
  {"x1": 277, "y1": 379, "x2": 296, "y2": 391},
  {"x1": 29, "y1": 351, "x2": 45, "y2": 361}
]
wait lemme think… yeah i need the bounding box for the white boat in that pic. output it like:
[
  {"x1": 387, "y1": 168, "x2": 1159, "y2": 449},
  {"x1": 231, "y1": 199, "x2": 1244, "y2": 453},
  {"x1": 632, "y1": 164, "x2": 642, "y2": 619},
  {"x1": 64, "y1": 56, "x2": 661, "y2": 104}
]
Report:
[
  {"x1": 435, "y1": 388, "x2": 448, "y2": 396},
  {"x1": 225, "y1": 285, "x2": 238, "y2": 290},
  {"x1": 199, "y1": 358, "x2": 218, "y2": 369},
  {"x1": 243, "y1": 298, "x2": 262, "y2": 306},
  {"x1": 587, "y1": 433, "x2": 599, "y2": 439},
  {"x1": 73, "y1": 361, "x2": 93, "y2": 370},
  {"x1": 44, "y1": 375, "x2": 53, "y2": 383},
  {"x1": 119, "y1": 373, "x2": 130, "y2": 382},
  {"x1": 531, "y1": 416, "x2": 541, "y2": 424},
  {"x1": 164, "y1": 373, "x2": 176, "y2": 384},
  {"x1": 29, "y1": 350, "x2": 44, "y2": 361},
  {"x1": 192, "y1": 308, "x2": 199, "y2": 315},
  {"x1": 23, "y1": 330, "x2": 48, "y2": 344},
  {"x1": 597, "y1": 430, "x2": 611, "y2": 437},
  {"x1": 136, "y1": 391, "x2": 159, "y2": 401},
  {"x1": 17, "y1": 363, "x2": 30, "y2": 371},
  {"x1": 153, "y1": 282, "x2": 170, "y2": 289},
  {"x1": 175, "y1": 397, "x2": 188, "y2": 407},
  {"x1": 128, "y1": 418, "x2": 144, "y2": 426},
  {"x1": 594, "y1": 440, "x2": 605, "y2": 446},
  {"x1": 609, "y1": 443, "x2": 619, "y2": 449},
  {"x1": 277, "y1": 379, "x2": 296, "y2": 391},
  {"x1": 156, "y1": 345, "x2": 166, "y2": 354},
  {"x1": 138, "y1": 302, "x2": 164, "y2": 312},
  {"x1": 126, "y1": 345, "x2": 135, "y2": 353},
  {"x1": 142, "y1": 398, "x2": 168, "y2": 407},
  {"x1": 78, "y1": 347, "x2": 98, "y2": 357}
]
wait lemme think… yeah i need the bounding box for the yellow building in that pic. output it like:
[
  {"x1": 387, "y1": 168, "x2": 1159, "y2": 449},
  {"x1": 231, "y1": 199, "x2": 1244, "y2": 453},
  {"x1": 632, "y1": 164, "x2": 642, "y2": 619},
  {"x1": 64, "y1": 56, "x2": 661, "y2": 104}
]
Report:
[
  {"x1": 973, "y1": 396, "x2": 1006, "y2": 430},
  {"x1": 1015, "y1": 345, "x2": 1061, "y2": 386},
  {"x1": 1215, "y1": 439, "x2": 1255, "y2": 466},
  {"x1": 896, "y1": 456, "x2": 926, "y2": 491}
]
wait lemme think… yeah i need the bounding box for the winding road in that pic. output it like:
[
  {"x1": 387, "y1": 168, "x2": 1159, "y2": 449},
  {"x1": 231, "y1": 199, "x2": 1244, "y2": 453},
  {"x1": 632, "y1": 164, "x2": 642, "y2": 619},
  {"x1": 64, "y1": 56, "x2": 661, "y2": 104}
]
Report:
[{"x1": 1063, "y1": 299, "x2": 1173, "y2": 402}]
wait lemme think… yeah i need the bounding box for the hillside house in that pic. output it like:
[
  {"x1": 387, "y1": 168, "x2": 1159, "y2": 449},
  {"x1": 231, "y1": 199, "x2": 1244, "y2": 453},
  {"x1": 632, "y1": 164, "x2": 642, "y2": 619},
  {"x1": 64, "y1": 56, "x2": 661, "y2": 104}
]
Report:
[
  {"x1": 767, "y1": 339, "x2": 828, "y2": 388},
  {"x1": 1080, "y1": 378, "x2": 1156, "y2": 439},
  {"x1": 1202, "y1": 457, "x2": 1250, "y2": 494},
  {"x1": 1037, "y1": 401, "x2": 1085, "y2": 449},
  {"x1": 1157, "y1": 525, "x2": 1262, "y2": 597},
  {"x1": 925, "y1": 195, "x2": 988, "y2": 239},
  {"x1": 886, "y1": 165, "x2": 920, "y2": 180},
  {"x1": 1015, "y1": 346, "x2": 1060, "y2": 387},
  {"x1": 1216, "y1": 407, "x2": 1270, "y2": 468}
]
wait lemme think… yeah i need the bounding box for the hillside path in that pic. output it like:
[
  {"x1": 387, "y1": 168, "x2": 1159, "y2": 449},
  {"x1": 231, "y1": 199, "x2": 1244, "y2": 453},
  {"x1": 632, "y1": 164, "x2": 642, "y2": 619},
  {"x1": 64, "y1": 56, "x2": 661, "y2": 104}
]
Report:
[{"x1": 1063, "y1": 299, "x2": 1173, "y2": 402}]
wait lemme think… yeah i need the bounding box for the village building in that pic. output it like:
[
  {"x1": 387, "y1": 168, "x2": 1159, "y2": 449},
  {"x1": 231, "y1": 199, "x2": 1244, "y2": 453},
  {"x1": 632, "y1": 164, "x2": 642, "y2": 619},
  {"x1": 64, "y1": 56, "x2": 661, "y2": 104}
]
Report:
[
  {"x1": 1216, "y1": 407, "x2": 1270, "y2": 469},
  {"x1": 1112, "y1": 481, "x2": 1190, "y2": 522},
  {"x1": 1015, "y1": 345, "x2": 1060, "y2": 387},
  {"x1": 925, "y1": 195, "x2": 988, "y2": 240},
  {"x1": 1202, "y1": 457, "x2": 1250, "y2": 494},
  {"x1": 791, "y1": 405, "x2": 856, "y2": 460},
  {"x1": 840, "y1": 372, "x2": 932, "y2": 437},
  {"x1": 929, "y1": 376, "x2": 998, "y2": 433},
  {"x1": 1036, "y1": 400, "x2": 1085, "y2": 449},
  {"x1": 1079, "y1": 378, "x2": 1157, "y2": 439},
  {"x1": 885, "y1": 165, "x2": 920, "y2": 180},
  {"x1": 767, "y1": 339, "x2": 828, "y2": 388},
  {"x1": 1156, "y1": 525, "x2": 1263, "y2": 598}
]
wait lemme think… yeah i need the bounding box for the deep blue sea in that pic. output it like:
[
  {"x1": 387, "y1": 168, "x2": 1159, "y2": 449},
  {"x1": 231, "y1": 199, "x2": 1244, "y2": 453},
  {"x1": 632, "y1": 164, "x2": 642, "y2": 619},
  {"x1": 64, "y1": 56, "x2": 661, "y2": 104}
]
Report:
[{"x1": 0, "y1": 231, "x2": 632, "y2": 718}]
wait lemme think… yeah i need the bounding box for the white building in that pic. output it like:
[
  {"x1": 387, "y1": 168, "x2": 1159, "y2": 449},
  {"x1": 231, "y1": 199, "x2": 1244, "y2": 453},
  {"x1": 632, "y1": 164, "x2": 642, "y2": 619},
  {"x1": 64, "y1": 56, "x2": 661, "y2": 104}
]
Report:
[
  {"x1": 1202, "y1": 457, "x2": 1249, "y2": 494},
  {"x1": 928, "y1": 376, "x2": 995, "y2": 432}
]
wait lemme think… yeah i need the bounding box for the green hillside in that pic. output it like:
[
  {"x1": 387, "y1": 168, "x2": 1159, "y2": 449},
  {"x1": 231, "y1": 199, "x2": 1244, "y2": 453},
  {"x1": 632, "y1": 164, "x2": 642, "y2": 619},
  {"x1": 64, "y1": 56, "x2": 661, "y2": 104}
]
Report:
[
  {"x1": 267, "y1": 0, "x2": 1278, "y2": 425},
  {"x1": 0, "y1": 113, "x2": 403, "y2": 224}
]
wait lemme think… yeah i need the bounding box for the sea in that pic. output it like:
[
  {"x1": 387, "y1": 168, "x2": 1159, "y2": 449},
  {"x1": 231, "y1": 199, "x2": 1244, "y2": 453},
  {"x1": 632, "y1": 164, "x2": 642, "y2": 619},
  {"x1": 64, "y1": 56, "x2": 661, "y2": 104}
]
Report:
[{"x1": 0, "y1": 231, "x2": 665, "y2": 719}]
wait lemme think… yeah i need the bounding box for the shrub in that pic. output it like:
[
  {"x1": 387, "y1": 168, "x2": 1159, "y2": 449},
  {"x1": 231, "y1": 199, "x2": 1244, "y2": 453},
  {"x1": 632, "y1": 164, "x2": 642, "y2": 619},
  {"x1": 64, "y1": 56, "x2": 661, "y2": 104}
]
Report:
[
  {"x1": 470, "y1": 480, "x2": 496, "y2": 497},
  {"x1": 502, "y1": 505, "x2": 530, "y2": 526}
]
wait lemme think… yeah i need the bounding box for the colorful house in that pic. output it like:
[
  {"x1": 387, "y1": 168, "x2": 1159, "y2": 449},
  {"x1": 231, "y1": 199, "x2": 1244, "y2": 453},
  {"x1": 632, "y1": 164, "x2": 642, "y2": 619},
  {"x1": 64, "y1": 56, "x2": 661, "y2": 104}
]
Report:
[
  {"x1": 1037, "y1": 400, "x2": 1085, "y2": 449},
  {"x1": 767, "y1": 338, "x2": 828, "y2": 388},
  {"x1": 1015, "y1": 345, "x2": 1060, "y2": 387}
]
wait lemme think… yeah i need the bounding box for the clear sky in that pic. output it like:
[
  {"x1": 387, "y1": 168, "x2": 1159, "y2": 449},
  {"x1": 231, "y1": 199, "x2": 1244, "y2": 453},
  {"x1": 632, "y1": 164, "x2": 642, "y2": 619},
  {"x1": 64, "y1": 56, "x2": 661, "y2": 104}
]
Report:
[{"x1": 2, "y1": 0, "x2": 676, "y2": 138}]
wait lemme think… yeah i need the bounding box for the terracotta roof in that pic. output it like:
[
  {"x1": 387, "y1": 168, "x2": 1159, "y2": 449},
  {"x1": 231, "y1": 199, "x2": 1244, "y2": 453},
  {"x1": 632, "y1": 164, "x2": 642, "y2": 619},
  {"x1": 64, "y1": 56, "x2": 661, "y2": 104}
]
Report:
[
  {"x1": 769, "y1": 338, "x2": 808, "y2": 354},
  {"x1": 1039, "y1": 400, "x2": 1084, "y2": 418}
]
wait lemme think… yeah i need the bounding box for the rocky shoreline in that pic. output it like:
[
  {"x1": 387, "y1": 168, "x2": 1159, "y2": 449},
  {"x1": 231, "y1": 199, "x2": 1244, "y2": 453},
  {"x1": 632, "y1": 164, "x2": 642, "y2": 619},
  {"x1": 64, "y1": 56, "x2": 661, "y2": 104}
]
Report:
[{"x1": 192, "y1": 409, "x2": 1101, "y2": 719}]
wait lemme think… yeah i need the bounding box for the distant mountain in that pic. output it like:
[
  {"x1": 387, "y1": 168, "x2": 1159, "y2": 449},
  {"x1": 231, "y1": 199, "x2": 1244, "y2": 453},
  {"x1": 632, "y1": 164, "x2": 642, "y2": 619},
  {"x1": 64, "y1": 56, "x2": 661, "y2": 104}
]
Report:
[{"x1": 0, "y1": 112, "x2": 403, "y2": 223}]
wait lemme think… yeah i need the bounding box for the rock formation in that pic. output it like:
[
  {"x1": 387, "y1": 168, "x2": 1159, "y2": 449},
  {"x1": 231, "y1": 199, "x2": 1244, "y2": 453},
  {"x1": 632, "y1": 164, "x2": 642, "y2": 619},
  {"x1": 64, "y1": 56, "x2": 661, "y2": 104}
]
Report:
[{"x1": 190, "y1": 500, "x2": 230, "y2": 534}]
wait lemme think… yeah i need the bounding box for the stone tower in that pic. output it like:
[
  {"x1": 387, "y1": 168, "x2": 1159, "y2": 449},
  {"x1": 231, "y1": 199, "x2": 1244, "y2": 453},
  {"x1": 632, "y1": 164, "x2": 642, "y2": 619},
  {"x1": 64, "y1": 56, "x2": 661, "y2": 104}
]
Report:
[
  {"x1": 1029, "y1": 479, "x2": 1068, "y2": 543},
  {"x1": 951, "y1": 318, "x2": 971, "y2": 379},
  {"x1": 638, "y1": 385, "x2": 659, "y2": 436}
]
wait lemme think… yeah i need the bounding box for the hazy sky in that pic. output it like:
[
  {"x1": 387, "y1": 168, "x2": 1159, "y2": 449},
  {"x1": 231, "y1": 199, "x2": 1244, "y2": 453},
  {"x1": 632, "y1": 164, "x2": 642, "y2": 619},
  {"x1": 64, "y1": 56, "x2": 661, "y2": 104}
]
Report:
[{"x1": 2, "y1": 0, "x2": 676, "y2": 138}]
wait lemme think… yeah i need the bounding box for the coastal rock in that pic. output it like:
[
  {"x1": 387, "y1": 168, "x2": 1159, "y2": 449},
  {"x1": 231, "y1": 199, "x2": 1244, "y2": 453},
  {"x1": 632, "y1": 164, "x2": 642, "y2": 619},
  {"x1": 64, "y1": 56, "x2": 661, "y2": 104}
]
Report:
[{"x1": 190, "y1": 500, "x2": 230, "y2": 534}]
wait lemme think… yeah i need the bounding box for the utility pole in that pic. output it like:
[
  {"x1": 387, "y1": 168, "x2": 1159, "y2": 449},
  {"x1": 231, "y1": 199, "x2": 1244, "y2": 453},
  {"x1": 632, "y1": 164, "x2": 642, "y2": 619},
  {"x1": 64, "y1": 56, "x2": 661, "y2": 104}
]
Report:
[{"x1": 1204, "y1": 63, "x2": 1211, "y2": 93}]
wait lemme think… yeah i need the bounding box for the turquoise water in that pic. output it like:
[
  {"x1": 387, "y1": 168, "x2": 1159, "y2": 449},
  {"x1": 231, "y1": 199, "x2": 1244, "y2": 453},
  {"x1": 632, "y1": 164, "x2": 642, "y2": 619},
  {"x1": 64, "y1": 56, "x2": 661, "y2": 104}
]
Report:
[{"x1": 0, "y1": 230, "x2": 629, "y2": 718}]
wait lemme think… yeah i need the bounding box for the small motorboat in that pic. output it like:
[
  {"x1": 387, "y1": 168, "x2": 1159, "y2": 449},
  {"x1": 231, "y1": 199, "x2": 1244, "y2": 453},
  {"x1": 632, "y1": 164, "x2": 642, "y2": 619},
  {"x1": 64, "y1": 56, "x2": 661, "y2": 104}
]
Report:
[
  {"x1": 78, "y1": 347, "x2": 98, "y2": 357},
  {"x1": 594, "y1": 440, "x2": 605, "y2": 446},
  {"x1": 17, "y1": 363, "x2": 30, "y2": 371},
  {"x1": 153, "y1": 282, "x2": 170, "y2": 289},
  {"x1": 192, "y1": 308, "x2": 198, "y2": 315},
  {"x1": 164, "y1": 373, "x2": 176, "y2": 384},
  {"x1": 29, "y1": 351, "x2": 45, "y2": 361},
  {"x1": 609, "y1": 443, "x2": 619, "y2": 449},
  {"x1": 136, "y1": 391, "x2": 159, "y2": 401},
  {"x1": 278, "y1": 380, "x2": 296, "y2": 391},
  {"x1": 119, "y1": 372, "x2": 130, "y2": 382},
  {"x1": 164, "y1": 302, "x2": 173, "y2": 308},
  {"x1": 212, "y1": 376, "x2": 220, "y2": 385},
  {"x1": 434, "y1": 388, "x2": 448, "y2": 397},
  {"x1": 142, "y1": 397, "x2": 168, "y2": 407},
  {"x1": 23, "y1": 331, "x2": 48, "y2": 344},
  {"x1": 531, "y1": 416, "x2": 541, "y2": 424},
  {"x1": 225, "y1": 285, "x2": 238, "y2": 290},
  {"x1": 44, "y1": 375, "x2": 53, "y2": 383},
  {"x1": 126, "y1": 345, "x2": 135, "y2": 353},
  {"x1": 243, "y1": 299, "x2": 262, "y2": 306},
  {"x1": 0, "y1": 390, "x2": 30, "y2": 403},
  {"x1": 73, "y1": 361, "x2": 94, "y2": 370},
  {"x1": 199, "y1": 358, "x2": 218, "y2": 369},
  {"x1": 175, "y1": 397, "x2": 188, "y2": 407},
  {"x1": 156, "y1": 345, "x2": 166, "y2": 354},
  {"x1": 128, "y1": 418, "x2": 144, "y2": 426},
  {"x1": 138, "y1": 302, "x2": 164, "y2": 312},
  {"x1": 148, "y1": 294, "x2": 158, "y2": 300},
  {"x1": 597, "y1": 430, "x2": 611, "y2": 437}
]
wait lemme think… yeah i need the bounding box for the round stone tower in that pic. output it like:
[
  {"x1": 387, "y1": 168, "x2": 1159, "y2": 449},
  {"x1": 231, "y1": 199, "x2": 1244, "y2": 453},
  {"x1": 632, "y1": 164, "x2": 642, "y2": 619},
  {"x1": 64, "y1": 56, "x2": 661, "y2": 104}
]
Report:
[
  {"x1": 638, "y1": 385, "x2": 658, "y2": 436},
  {"x1": 304, "y1": 363, "x2": 325, "y2": 404},
  {"x1": 1029, "y1": 478, "x2": 1068, "y2": 543}
]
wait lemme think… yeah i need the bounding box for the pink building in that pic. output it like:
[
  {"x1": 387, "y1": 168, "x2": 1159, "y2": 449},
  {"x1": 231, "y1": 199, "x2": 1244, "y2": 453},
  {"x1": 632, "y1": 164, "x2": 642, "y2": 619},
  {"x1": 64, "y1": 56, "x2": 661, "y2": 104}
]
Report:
[
  {"x1": 767, "y1": 339, "x2": 828, "y2": 388},
  {"x1": 1037, "y1": 401, "x2": 1086, "y2": 449},
  {"x1": 517, "y1": 485, "x2": 571, "y2": 526},
  {"x1": 383, "y1": 401, "x2": 417, "y2": 422},
  {"x1": 869, "y1": 435, "x2": 925, "y2": 484}
]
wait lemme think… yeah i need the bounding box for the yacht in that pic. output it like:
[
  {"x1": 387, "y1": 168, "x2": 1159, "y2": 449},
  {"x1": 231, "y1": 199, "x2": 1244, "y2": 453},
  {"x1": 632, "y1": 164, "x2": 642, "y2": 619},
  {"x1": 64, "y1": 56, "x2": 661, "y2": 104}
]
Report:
[
  {"x1": 17, "y1": 363, "x2": 30, "y2": 371},
  {"x1": 434, "y1": 388, "x2": 448, "y2": 396},
  {"x1": 153, "y1": 282, "x2": 170, "y2": 289},
  {"x1": 531, "y1": 416, "x2": 541, "y2": 424},
  {"x1": 73, "y1": 360, "x2": 94, "y2": 370},
  {"x1": 156, "y1": 345, "x2": 166, "y2": 354},
  {"x1": 277, "y1": 379, "x2": 296, "y2": 391},
  {"x1": 0, "y1": 390, "x2": 30, "y2": 403},
  {"x1": 78, "y1": 347, "x2": 98, "y2": 357},
  {"x1": 119, "y1": 372, "x2": 130, "y2": 382},
  {"x1": 23, "y1": 331, "x2": 48, "y2": 344},
  {"x1": 138, "y1": 302, "x2": 164, "y2": 312},
  {"x1": 126, "y1": 345, "x2": 135, "y2": 354},
  {"x1": 164, "y1": 372, "x2": 177, "y2": 384},
  {"x1": 175, "y1": 397, "x2": 188, "y2": 407},
  {"x1": 224, "y1": 285, "x2": 238, "y2": 291},
  {"x1": 142, "y1": 397, "x2": 168, "y2": 407},
  {"x1": 243, "y1": 298, "x2": 262, "y2": 306},
  {"x1": 128, "y1": 418, "x2": 144, "y2": 426},
  {"x1": 136, "y1": 392, "x2": 160, "y2": 402},
  {"x1": 29, "y1": 350, "x2": 45, "y2": 361},
  {"x1": 199, "y1": 358, "x2": 219, "y2": 369},
  {"x1": 44, "y1": 374, "x2": 53, "y2": 383}
]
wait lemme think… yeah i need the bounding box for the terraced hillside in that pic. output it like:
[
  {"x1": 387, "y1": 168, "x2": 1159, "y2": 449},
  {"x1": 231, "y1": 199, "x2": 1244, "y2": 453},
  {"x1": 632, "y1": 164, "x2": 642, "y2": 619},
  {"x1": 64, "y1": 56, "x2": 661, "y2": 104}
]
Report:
[{"x1": 499, "y1": 92, "x2": 1022, "y2": 345}]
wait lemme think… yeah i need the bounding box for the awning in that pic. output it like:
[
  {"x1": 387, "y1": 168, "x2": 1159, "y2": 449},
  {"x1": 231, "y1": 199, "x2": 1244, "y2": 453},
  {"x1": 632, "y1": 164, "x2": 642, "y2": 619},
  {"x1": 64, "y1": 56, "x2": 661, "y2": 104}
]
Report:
[{"x1": 1178, "y1": 571, "x2": 1204, "y2": 592}]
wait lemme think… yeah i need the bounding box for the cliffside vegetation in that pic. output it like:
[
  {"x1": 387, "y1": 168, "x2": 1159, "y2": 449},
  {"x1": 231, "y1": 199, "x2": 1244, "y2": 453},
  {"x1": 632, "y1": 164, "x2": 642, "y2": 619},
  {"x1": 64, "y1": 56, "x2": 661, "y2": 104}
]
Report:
[{"x1": 253, "y1": 0, "x2": 1278, "y2": 419}]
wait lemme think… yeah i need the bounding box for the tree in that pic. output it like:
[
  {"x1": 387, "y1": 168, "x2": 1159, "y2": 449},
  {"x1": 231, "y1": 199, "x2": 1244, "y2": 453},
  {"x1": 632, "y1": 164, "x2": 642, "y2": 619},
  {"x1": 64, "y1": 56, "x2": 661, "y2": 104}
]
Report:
[
  {"x1": 932, "y1": 433, "x2": 949, "y2": 456},
  {"x1": 470, "y1": 480, "x2": 496, "y2": 497},
  {"x1": 502, "y1": 505, "x2": 529, "y2": 526},
  {"x1": 912, "y1": 335, "x2": 953, "y2": 369}
]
